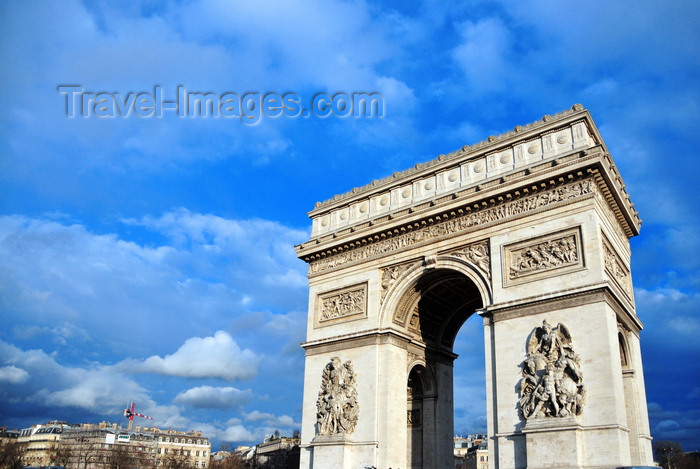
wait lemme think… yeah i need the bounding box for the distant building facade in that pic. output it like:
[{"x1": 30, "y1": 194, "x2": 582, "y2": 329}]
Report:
[
  {"x1": 12, "y1": 421, "x2": 210, "y2": 469},
  {"x1": 254, "y1": 436, "x2": 300, "y2": 468},
  {"x1": 17, "y1": 422, "x2": 65, "y2": 467},
  {"x1": 454, "y1": 435, "x2": 487, "y2": 469}
]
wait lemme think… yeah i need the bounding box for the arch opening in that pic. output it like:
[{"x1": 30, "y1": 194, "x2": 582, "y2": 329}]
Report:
[
  {"x1": 400, "y1": 268, "x2": 486, "y2": 469},
  {"x1": 403, "y1": 268, "x2": 484, "y2": 351}
]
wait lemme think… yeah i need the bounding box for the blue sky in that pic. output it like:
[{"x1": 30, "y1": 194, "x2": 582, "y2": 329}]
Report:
[{"x1": 1, "y1": 0, "x2": 699, "y2": 452}]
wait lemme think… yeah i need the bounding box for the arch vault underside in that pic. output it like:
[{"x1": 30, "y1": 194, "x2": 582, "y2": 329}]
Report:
[{"x1": 295, "y1": 106, "x2": 655, "y2": 469}]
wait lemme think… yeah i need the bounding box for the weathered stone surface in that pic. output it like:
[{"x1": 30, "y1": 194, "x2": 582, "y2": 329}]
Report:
[{"x1": 296, "y1": 106, "x2": 654, "y2": 469}]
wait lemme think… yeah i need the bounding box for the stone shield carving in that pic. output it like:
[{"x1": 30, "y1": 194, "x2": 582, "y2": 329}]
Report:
[
  {"x1": 316, "y1": 357, "x2": 359, "y2": 435},
  {"x1": 519, "y1": 320, "x2": 587, "y2": 419}
]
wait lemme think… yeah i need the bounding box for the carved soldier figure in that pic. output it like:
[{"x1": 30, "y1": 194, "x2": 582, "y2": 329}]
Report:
[
  {"x1": 316, "y1": 357, "x2": 359, "y2": 436},
  {"x1": 520, "y1": 320, "x2": 586, "y2": 420}
]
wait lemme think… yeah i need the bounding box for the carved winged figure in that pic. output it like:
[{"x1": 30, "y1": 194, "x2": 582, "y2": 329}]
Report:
[
  {"x1": 316, "y1": 357, "x2": 359, "y2": 436},
  {"x1": 520, "y1": 320, "x2": 586, "y2": 420}
]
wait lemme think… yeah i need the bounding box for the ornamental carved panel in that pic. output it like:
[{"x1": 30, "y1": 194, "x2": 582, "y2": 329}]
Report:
[
  {"x1": 602, "y1": 234, "x2": 633, "y2": 300},
  {"x1": 315, "y1": 283, "x2": 368, "y2": 328},
  {"x1": 519, "y1": 320, "x2": 587, "y2": 419},
  {"x1": 316, "y1": 357, "x2": 359, "y2": 435},
  {"x1": 308, "y1": 179, "x2": 595, "y2": 275},
  {"x1": 503, "y1": 227, "x2": 584, "y2": 286}
]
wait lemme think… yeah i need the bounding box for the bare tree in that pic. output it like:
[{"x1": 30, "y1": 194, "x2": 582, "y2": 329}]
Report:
[
  {"x1": 109, "y1": 444, "x2": 135, "y2": 469},
  {"x1": 209, "y1": 452, "x2": 251, "y2": 469},
  {"x1": 654, "y1": 440, "x2": 684, "y2": 469},
  {"x1": 0, "y1": 441, "x2": 25, "y2": 469},
  {"x1": 70, "y1": 438, "x2": 101, "y2": 469},
  {"x1": 52, "y1": 444, "x2": 74, "y2": 468},
  {"x1": 162, "y1": 449, "x2": 190, "y2": 469}
]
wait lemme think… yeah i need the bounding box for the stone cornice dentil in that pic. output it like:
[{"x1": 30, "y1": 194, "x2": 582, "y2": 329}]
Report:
[
  {"x1": 296, "y1": 105, "x2": 641, "y2": 263},
  {"x1": 310, "y1": 104, "x2": 590, "y2": 213}
]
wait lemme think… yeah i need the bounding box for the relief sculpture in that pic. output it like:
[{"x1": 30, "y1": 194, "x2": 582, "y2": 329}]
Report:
[
  {"x1": 308, "y1": 179, "x2": 595, "y2": 274},
  {"x1": 316, "y1": 357, "x2": 359, "y2": 436},
  {"x1": 320, "y1": 288, "x2": 365, "y2": 321},
  {"x1": 448, "y1": 240, "x2": 491, "y2": 280},
  {"x1": 510, "y1": 234, "x2": 578, "y2": 280},
  {"x1": 519, "y1": 320, "x2": 587, "y2": 420}
]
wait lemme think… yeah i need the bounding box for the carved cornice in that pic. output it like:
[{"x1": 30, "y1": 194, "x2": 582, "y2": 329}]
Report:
[
  {"x1": 297, "y1": 107, "x2": 641, "y2": 271},
  {"x1": 302, "y1": 173, "x2": 596, "y2": 274},
  {"x1": 312, "y1": 104, "x2": 588, "y2": 211},
  {"x1": 303, "y1": 330, "x2": 412, "y2": 356},
  {"x1": 486, "y1": 285, "x2": 643, "y2": 332}
]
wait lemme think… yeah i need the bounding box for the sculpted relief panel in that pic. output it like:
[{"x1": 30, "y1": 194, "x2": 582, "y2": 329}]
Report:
[
  {"x1": 504, "y1": 227, "x2": 584, "y2": 286},
  {"x1": 316, "y1": 283, "x2": 367, "y2": 327},
  {"x1": 316, "y1": 357, "x2": 359, "y2": 436},
  {"x1": 308, "y1": 178, "x2": 595, "y2": 275},
  {"x1": 602, "y1": 234, "x2": 633, "y2": 300},
  {"x1": 519, "y1": 321, "x2": 587, "y2": 420}
]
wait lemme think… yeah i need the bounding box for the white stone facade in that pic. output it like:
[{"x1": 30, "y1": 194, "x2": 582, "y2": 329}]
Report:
[{"x1": 295, "y1": 105, "x2": 654, "y2": 469}]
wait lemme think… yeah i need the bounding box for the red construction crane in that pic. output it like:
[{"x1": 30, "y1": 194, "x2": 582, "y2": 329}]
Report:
[{"x1": 123, "y1": 402, "x2": 153, "y2": 430}]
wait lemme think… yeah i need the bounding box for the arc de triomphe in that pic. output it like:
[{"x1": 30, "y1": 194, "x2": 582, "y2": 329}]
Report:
[{"x1": 294, "y1": 105, "x2": 654, "y2": 469}]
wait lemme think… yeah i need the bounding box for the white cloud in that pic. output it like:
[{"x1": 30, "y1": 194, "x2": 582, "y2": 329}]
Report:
[
  {"x1": 136, "y1": 331, "x2": 262, "y2": 381},
  {"x1": 0, "y1": 212, "x2": 308, "y2": 359},
  {"x1": 452, "y1": 17, "x2": 513, "y2": 95},
  {"x1": 0, "y1": 365, "x2": 29, "y2": 384},
  {"x1": 174, "y1": 385, "x2": 253, "y2": 409},
  {"x1": 243, "y1": 410, "x2": 296, "y2": 428},
  {"x1": 219, "y1": 424, "x2": 255, "y2": 443},
  {"x1": 0, "y1": 339, "x2": 149, "y2": 416}
]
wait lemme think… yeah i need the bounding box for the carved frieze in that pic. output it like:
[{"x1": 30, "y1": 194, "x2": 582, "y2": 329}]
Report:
[
  {"x1": 445, "y1": 240, "x2": 491, "y2": 280},
  {"x1": 316, "y1": 357, "x2": 359, "y2": 436},
  {"x1": 308, "y1": 178, "x2": 595, "y2": 275},
  {"x1": 503, "y1": 227, "x2": 584, "y2": 286},
  {"x1": 519, "y1": 321, "x2": 587, "y2": 420},
  {"x1": 316, "y1": 283, "x2": 367, "y2": 327},
  {"x1": 602, "y1": 235, "x2": 633, "y2": 299}
]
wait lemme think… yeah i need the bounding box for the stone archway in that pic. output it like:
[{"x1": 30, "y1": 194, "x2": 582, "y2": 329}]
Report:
[
  {"x1": 395, "y1": 267, "x2": 485, "y2": 469},
  {"x1": 295, "y1": 106, "x2": 655, "y2": 469}
]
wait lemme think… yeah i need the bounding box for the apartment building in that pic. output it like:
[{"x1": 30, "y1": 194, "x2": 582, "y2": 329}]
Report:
[{"x1": 12, "y1": 421, "x2": 210, "y2": 469}]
